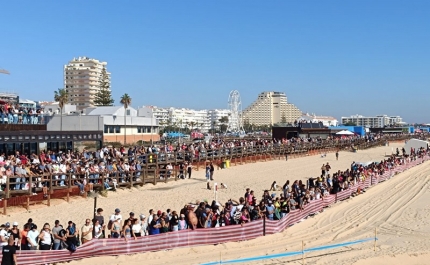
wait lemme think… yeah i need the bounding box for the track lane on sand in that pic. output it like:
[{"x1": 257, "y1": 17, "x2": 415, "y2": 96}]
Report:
[{"x1": 69, "y1": 152, "x2": 430, "y2": 265}]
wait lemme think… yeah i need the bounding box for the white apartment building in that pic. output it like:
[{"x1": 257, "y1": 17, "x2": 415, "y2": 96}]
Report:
[
  {"x1": 241, "y1": 91, "x2": 302, "y2": 126},
  {"x1": 208, "y1": 109, "x2": 231, "y2": 129},
  {"x1": 169, "y1": 108, "x2": 211, "y2": 131},
  {"x1": 64, "y1": 57, "x2": 111, "y2": 111},
  {"x1": 300, "y1": 113, "x2": 339, "y2": 127},
  {"x1": 341, "y1": 115, "x2": 403, "y2": 128},
  {"x1": 139, "y1": 106, "x2": 232, "y2": 133}
]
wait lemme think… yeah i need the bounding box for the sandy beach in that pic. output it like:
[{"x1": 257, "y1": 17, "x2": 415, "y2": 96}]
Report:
[{"x1": 2, "y1": 143, "x2": 429, "y2": 265}]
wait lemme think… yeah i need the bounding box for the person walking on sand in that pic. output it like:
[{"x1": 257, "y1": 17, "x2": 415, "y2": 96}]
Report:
[
  {"x1": 209, "y1": 162, "x2": 214, "y2": 181},
  {"x1": 187, "y1": 163, "x2": 192, "y2": 179},
  {"x1": 336, "y1": 150, "x2": 339, "y2": 161}
]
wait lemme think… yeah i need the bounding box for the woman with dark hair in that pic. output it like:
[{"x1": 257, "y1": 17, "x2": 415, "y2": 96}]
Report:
[
  {"x1": 65, "y1": 221, "x2": 79, "y2": 252},
  {"x1": 38, "y1": 223, "x2": 52, "y2": 250},
  {"x1": 121, "y1": 219, "x2": 136, "y2": 241}
]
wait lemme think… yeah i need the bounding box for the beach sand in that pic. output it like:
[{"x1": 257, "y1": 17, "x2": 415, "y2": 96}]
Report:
[{"x1": 2, "y1": 143, "x2": 429, "y2": 265}]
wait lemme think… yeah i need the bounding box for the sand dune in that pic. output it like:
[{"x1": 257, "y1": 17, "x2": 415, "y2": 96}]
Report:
[{"x1": 2, "y1": 143, "x2": 429, "y2": 265}]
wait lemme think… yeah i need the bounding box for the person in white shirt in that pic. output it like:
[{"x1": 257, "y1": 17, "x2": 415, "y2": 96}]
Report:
[
  {"x1": 93, "y1": 219, "x2": 103, "y2": 239},
  {"x1": 110, "y1": 208, "x2": 123, "y2": 226},
  {"x1": 0, "y1": 225, "x2": 9, "y2": 249},
  {"x1": 27, "y1": 224, "x2": 40, "y2": 250}
]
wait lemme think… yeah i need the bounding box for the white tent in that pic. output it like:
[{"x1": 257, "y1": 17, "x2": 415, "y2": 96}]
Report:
[
  {"x1": 404, "y1": 139, "x2": 429, "y2": 152},
  {"x1": 336, "y1": 130, "x2": 354, "y2": 135}
]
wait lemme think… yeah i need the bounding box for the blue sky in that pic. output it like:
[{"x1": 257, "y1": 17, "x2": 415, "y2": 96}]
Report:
[{"x1": 1, "y1": 1, "x2": 429, "y2": 123}]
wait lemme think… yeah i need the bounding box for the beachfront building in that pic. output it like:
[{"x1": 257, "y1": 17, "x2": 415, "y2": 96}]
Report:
[
  {"x1": 208, "y1": 109, "x2": 232, "y2": 131},
  {"x1": 341, "y1": 115, "x2": 403, "y2": 128},
  {"x1": 47, "y1": 106, "x2": 159, "y2": 144},
  {"x1": 143, "y1": 106, "x2": 232, "y2": 133},
  {"x1": 241, "y1": 91, "x2": 302, "y2": 126},
  {"x1": 168, "y1": 108, "x2": 211, "y2": 132},
  {"x1": 300, "y1": 113, "x2": 339, "y2": 127},
  {"x1": 64, "y1": 57, "x2": 111, "y2": 111}
]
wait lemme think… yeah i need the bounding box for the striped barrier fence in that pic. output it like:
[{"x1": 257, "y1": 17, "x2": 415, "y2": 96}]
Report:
[{"x1": 1, "y1": 155, "x2": 428, "y2": 264}]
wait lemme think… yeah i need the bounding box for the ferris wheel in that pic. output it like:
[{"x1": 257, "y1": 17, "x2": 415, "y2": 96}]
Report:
[{"x1": 227, "y1": 90, "x2": 244, "y2": 133}]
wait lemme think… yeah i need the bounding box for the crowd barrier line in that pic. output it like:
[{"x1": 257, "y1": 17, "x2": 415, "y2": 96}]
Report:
[
  {"x1": 201, "y1": 237, "x2": 376, "y2": 265},
  {"x1": 0, "y1": 155, "x2": 427, "y2": 265}
]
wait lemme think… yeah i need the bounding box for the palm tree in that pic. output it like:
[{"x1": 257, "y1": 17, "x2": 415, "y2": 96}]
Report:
[
  {"x1": 120, "y1": 93, "x2": 132, "y2": 144},
  {"x1": 54, "y1": 88, "x2": 69, "y2": 131}
]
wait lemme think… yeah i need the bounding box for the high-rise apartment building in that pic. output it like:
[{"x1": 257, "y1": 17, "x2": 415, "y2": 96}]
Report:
[
  {"x1": 64, "y1": 57, "x2": 110, "y2": 110},
  {"x1": 241, "y1": 91, "x2": 302, "y2": 126}
]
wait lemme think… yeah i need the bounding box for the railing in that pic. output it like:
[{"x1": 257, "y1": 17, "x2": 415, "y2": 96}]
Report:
[{"x1": 2, "y1": 155, "x2": 427, "y2": 265}]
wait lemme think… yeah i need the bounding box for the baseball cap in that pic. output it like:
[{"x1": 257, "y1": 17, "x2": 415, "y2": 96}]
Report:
[
  {"x1": 157, "y1": 210, "x2": 162, "y2": 215},
  {"x1": 13, "y1": 222, "x2": 18, "y2": 226},
  {"x1": 140, "y1": 214, "x2": 146, "y2": 219},
  {"x1": 115, "y1": 208, "x2": 120, "y2": 213},
  {"x1": 5, "y1": 222, "x2": 10, "y2": 227}
]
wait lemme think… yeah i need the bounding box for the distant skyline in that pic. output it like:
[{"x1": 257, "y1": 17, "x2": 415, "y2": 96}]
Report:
[{"x1": 1, "y1": 1, "x2": 429, "y2": 123}]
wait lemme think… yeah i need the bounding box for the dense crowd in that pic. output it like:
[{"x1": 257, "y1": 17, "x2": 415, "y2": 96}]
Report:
[
  {"x1": 0, "y1": 145, "x2": 426, "y2": 258},
  {"x1": 0, "y1": 133, "x2": 419, "y2": 200},
  {"x1": 0, "y1": 103, "x2": 45, "y2": 125}
]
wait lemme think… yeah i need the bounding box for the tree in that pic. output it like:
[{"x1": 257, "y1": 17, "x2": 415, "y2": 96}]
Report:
[
  {"x1": 120, "y1": 93, "x2": 132, "y2": 144},
  {"x1": 219, "y1": 116, "x2": 229, "y2": 133},
  {"x1": 54, "y1": 88, "x2": 69, "y2": 131},
  {"x1": 94, "y1": 66, "x2": 114, "y2": 106},
  {"x1": 212, "y1": 121, "x2": 217, "y2": 134},
  {"x1": 343, "y1": 122, "x2": 357, "y2": 126}
]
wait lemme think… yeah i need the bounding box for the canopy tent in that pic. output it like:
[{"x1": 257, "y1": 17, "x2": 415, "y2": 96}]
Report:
[{"x1": 336, "y1": 130, "x2": 354, "y2": 135}]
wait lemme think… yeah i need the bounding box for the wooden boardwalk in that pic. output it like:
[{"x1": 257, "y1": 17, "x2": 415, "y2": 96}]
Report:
[{"x1": 0, "y1": 135, "x2": 416, "y2": 214}]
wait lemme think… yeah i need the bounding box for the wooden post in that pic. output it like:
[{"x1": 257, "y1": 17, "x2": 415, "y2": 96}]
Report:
[
  {"x1": 26, "y1": 196, "x2": 30, "y2": 211},
  {"x1": 28, "y1": 175, "x2": 33, "y2": 196},
  {"x1": 3, "y1": 199, "x2": 6, "y2": 215},
  {"x1": 49, "y1": 174, "x2": 53, "y2": 195},
  {"x1": 66, "y1": 173, "x2": 70, "y2": 203}
]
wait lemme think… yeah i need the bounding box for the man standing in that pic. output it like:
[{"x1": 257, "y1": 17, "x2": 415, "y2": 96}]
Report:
[
  {"x1": 1, "y1": 237, "x2": 17, "y2": 265},
  {"x1": 52, "y1": 220, "x2": 65, "y2": 250},
  {"x1": 110, "y1": 208, "x2": 122, "y2": 225},
  {"x1": 81, "y1": 219, "x2": 93, "y2": 244},
  {"x1": 94, "y1": 208, "x2": 105, "y2": 238},
  {"x1": 335, "y1": 150, "x2": 339, "y2": 161}
]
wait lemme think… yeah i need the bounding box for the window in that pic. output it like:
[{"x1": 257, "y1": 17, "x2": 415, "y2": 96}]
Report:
[
  {"x1": 126, "y1": 109, "x2": 131, "y2": 116},
  {"x1": 115, "y1": 126, "x2": 121, "y2": 133}
]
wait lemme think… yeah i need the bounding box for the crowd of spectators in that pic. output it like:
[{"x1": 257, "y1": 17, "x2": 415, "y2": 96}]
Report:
[
  {"x1": 1, "y1": 145, "x2": 426, "y2": 255},
  {"x1": 0, "y1": 103, "x2": 45, "y2": 125},
  {"x1": 0, "y1": 133, "x2": 420, "y2": 201}
]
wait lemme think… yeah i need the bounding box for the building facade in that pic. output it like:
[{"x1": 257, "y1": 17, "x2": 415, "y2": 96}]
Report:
[
  {"x1": 341, "y1": 115, "x2": 403, "y2": 128},
  {"x1": 241, "y1": 91, "x2": 302, "y2": 126},
  {"x1": 64, "y1": 57, "x2": 111, "y2": 110},
  {"x1": 208, "y1": 109, "x2": 231, "y2": 131},
  {"x1": 47, "y1": 106, "x2": 159, "y2": 144}
]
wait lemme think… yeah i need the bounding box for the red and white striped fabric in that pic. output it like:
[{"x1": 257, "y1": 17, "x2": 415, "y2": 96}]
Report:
[{"x1": 3, "y1": 155, "x2": 429, "y2": 265}]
